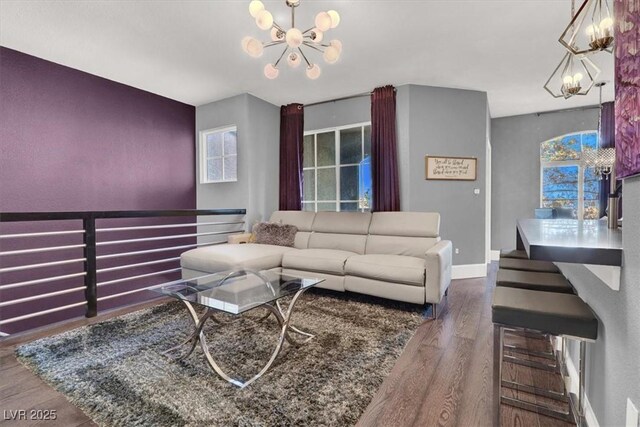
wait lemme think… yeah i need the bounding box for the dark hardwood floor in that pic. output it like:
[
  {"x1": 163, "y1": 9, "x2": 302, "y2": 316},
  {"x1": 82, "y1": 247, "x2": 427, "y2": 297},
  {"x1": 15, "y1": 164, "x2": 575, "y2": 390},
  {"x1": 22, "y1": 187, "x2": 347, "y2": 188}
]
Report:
[{"x1": 1, "y1": 264, "x2": 574, "y2": 427}]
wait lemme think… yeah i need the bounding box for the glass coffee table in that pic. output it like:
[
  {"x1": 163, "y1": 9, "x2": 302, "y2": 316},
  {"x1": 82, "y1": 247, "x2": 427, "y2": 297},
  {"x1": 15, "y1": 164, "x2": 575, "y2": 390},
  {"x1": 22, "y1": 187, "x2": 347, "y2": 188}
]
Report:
[{"x1": 153, "y1": 269, "x2": 324, "y2": 388}]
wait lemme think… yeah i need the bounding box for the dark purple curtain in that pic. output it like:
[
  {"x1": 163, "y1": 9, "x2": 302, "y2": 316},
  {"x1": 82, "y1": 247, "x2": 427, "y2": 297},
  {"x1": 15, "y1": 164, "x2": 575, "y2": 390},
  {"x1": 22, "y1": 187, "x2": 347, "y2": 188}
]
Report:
[
  {"x1": 599, "y1": 101, "x2": 618, "y2": 218},
  {"x1": 371, "y1": 85, "x2": 400, "y2": 212},
  {"x1": 279, "y1": 103, "x2": 304, "y2": 210}
]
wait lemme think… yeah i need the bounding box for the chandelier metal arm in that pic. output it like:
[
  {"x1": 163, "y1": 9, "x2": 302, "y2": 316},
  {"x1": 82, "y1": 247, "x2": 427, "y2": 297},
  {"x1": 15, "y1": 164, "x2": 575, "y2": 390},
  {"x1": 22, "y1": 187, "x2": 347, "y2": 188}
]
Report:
[
  {"x1": 273, "y1": 47, "x2": 289, "y2": 67},
  {"x1": 263, "y1": 40, "x2": 286, "y2": 48},
  {"x1": 297, "y1": 47, "x2": 312, "y2": 67},
  {"x1": 272, "y1": 22, "x2": 285, "y2": 32},
  {"x1": 302, "y1": 41, "x2": 324, "y2": 53},
  {"x1": 301, "y1": 27, "x2": 315, "y2": 35}
]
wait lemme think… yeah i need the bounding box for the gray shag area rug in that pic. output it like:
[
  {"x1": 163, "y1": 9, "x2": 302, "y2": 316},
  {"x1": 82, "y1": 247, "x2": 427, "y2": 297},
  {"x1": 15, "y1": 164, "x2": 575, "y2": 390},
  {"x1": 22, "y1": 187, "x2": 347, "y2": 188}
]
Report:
[{"x1": 16, "y1": 290, "x2": 428, "y2": 427}]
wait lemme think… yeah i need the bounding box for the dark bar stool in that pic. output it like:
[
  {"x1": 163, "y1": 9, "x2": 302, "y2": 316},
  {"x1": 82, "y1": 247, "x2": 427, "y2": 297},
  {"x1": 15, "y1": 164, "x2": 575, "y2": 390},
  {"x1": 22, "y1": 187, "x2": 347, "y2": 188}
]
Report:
[
  {"x1": 496, "y1": 269, "x2": 574, "y2": 293},
  {"x1": 500, "y1": 249, "x2": 528, "y2": 259},
  {"x1": 499, "y1": 257, "x2": 561, "y2": 274},
  {"x1": 492, "y1": 287, "x2": 598, "y2": 426}
]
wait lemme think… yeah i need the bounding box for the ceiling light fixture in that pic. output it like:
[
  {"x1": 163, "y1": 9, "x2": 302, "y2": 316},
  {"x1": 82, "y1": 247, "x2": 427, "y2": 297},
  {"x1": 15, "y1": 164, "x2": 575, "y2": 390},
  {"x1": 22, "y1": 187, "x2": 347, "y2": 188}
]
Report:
[
  {"x1": 242, "y1": 0, "x2": 342, "y2": 80},
  {"x1": 559, "y1": 0, "x2": 614, "y2": 55},
  {"x1": 544, "y1": 0, "x2": 601, "y2": 99}
]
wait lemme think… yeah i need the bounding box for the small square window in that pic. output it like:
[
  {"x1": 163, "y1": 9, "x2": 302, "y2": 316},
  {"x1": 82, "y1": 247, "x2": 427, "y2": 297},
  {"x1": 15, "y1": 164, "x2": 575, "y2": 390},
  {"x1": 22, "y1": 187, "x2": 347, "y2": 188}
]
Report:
[{"x1": 200, "y1": 126, "x2": 237, "y2": 183}]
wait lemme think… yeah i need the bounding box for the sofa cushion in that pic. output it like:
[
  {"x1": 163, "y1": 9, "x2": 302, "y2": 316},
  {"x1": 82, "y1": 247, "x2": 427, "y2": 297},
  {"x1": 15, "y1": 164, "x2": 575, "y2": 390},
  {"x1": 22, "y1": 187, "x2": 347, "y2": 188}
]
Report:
[
  {"x1": 269, "y1": 210, "x2": 316, "y2": 231},
  {"x1": 311, "y1": 211, "x2": 372, "y2": 234},
  {"x1": 308, "y1": 232, "x2": 368, "y2": 254},
  {"x1": 282, "y1": 248, "x2": 356, "y2": 275},
  {"x1": 369, "y1": 212, "x2": 440, "y2": 237},
  {"x1": 345, "y1": 254, "x2": 426, "y2": 286},
  {"x1": 365, "y1": 235, "x2": 440, "y2": 258},
  {"x1": 180, "y1": 243, "x2": 296, "y2": 273}
]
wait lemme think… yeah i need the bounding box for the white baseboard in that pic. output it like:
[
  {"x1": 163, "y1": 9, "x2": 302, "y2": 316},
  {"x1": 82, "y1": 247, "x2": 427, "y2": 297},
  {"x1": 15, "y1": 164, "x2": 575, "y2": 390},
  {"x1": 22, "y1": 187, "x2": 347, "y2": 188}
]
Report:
[
  {"x1": 491, "y1": 250, "x2": 501, "y2": 261},
  {"x1": 452, "y1": 263, "x2": 487, "y2": 279},
  {"x1": 565, "y1": 347, "x2": 600, "y2": 427}
]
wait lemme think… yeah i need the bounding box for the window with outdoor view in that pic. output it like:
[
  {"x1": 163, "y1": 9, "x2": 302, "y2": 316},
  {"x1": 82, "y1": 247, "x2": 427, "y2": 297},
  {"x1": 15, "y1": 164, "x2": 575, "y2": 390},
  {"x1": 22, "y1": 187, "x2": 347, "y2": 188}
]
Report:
[
  {"x1": 302, "y1": 123, "x2": 372, "y2": 212},
  {"x1": 540, "y1": 131, "x2": 600, "y2": 220}
]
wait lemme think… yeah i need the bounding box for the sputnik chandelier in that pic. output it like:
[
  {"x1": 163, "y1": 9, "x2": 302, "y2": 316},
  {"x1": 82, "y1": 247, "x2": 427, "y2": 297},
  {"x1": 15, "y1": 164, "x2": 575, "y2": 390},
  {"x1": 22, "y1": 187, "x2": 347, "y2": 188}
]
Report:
[
  {"x1": 241, "y1": 0, "x2": 342, "y2": 80},
  {"x1": 544, "y1": 0, "x2": 613, "y2": 99}
]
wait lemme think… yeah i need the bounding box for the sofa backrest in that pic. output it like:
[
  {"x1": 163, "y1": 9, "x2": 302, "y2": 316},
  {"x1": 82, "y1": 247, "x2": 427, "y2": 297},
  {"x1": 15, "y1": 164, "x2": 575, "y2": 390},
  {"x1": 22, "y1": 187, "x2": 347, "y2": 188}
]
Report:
[
  {"x1": 366, "y1": 212, "x2": 441, "y2": 258},
  {"x1": 308, "y1": 212, "x2": 372, "y2": 254},
  {"x1": 269, "y1": 211, "x2": 315, "y2": 249}
]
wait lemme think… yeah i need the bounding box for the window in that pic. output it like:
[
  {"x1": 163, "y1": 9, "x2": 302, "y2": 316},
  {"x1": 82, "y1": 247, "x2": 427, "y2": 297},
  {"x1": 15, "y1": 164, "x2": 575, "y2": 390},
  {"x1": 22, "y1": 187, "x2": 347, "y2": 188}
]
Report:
[
  {"x1": 200, "y1": 126, "x2": 237, "y2": 183},
  {"x1": 540, "y1": 131, "x2": 600, "y2": 220},
  {"x1": 302, "y1": 123, "x2": 372, "y2": 212}
]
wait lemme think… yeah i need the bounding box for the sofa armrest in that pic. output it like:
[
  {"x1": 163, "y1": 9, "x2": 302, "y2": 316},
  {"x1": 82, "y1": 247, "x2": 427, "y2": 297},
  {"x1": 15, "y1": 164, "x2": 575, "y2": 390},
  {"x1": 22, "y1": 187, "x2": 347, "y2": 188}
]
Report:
[
  {"x1": 424, "y1": 240, "x2": 453, "y2": 304},
  {"x1": 227, "y1": 233, "x2": 253, "y2": 244}
]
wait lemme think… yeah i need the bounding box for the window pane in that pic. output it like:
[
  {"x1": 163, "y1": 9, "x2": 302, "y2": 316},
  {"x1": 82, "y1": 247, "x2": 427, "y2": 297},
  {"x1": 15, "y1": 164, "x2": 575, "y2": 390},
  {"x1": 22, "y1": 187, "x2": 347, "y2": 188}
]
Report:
[
  {"x1": 223, "y1": 131, "x2": 237, "y2": 155},
  {"x1": 302, "y1": 202, "x2": 315, "y2": 212},
  {"x1": 340, "y1": 127, "x2": 362, "y2": 164},
  {"x1": 542, "y1": 165, "x2": 578, "y2": 218},
  {"x1": 303, "y1": 135, "x2": 315, "y2": 168},
  {"x1": 340, "y1": 202, "x2": 359, "y2": 212},
  {"x1": 303, "y1": 170, "x2": 315, "y2": 201},
  {"x1": 359, "y1": 156, "x2": 373, "y2": 210},
  {"x1": 206, "y1": 133, "x2": 223, "y2": 157},
  {"x1": 317, "y1": 202, "x2": 337, "y2": 211},
  {"x1": 207, "y1": 158, "x2": 223, "y2": 182},
  {"x1": 583, "y1": 167, "x2": 601, "y2": 219},
  {"x1": 340, "y1": 166, "x2": 359, "y2": 200},
  {"x1": 223, "y1": 156, "x2": 237, "y2": 181},
  {"x1": 364, "y1": 125, "x2": 371, "y2": 158},
  {"x1": 541, "y1": 135, "x2": 581, "y2": 161},
  {"x1": 317, "y1": 167, "x2": 336, "y2": 200},
  {"x1": 317, "y1": 132, "x2": 336, "y2": 166},
  {"x1": 581, "y1": 132, "x2": 598, "y2": 150}
]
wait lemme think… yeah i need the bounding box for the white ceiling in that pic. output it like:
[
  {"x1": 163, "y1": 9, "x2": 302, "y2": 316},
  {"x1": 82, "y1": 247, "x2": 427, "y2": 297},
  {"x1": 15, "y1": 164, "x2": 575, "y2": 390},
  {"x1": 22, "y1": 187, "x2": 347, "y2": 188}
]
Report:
[{"x1": 0, "y1": 0, "x2": 615, "y2": 118}]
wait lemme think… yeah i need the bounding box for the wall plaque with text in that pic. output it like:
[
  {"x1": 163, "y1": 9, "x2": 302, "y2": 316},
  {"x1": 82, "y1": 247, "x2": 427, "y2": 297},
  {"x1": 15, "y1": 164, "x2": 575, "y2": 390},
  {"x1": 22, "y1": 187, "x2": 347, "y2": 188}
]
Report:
[{"x1": 425, "y1": 156, "x2": 477, "y2": 181}]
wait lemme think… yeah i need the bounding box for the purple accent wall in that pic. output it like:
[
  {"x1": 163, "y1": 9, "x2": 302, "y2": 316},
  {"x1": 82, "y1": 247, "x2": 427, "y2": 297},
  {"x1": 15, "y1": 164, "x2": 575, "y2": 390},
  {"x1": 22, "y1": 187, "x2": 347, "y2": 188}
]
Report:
[
  {"x1": 0, "y1": 47, "x2": 196, "y2": 333},
  {"x1": 614, "y1": 0, "x2": 640, "y2": 178}
]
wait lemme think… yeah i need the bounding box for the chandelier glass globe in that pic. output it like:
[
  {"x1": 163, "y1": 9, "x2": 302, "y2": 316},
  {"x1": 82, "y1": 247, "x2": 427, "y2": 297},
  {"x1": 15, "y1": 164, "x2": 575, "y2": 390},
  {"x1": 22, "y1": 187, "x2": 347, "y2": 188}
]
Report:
[
  {"x1": 249, "y1": 0, "x2": 264, "y2": 18},
  {"x1": 327, "y1": 10, "x2": 340, "y2": 28},
  {"x1": 287, "y1": 52, "x2": 301, "y2": 68},
  {"x1": 286, "y1": 28, "x2": 303, "y2": 48},
  {"x1": 311, "y1": 29, "x2": 323, "y2": 43},
  {"x1": 270, "y1": 27, "x2": 284, "y2": 41},
  {"x1": 323, "y1": 46, "x2": 340, "y2": 64},
  {"x1": 264, "y1": 63, "x2": 279, "y2": 79},
  {"x1": 306, "y1": 64, "x2": 321, "y2": 80},
  {"x1": 315, "y1": 12, "x2": 332, "y2": 32},
  {"x1": 243, "y1": 37, "x2": 264, "y2": 58},
  {"x1": 329, "y1": 39, "x2": 342, "y2": 53},
  {"x1": 256, "y1": 9, "x2": 273, "y2": 30}
]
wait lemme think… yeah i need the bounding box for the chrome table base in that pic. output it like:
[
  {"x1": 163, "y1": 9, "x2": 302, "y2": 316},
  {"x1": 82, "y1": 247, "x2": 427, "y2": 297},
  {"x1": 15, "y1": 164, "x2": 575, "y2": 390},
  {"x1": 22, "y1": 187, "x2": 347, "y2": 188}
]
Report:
[{"x1": 162, "y1": 287, "x2": 314, "y2": 389}]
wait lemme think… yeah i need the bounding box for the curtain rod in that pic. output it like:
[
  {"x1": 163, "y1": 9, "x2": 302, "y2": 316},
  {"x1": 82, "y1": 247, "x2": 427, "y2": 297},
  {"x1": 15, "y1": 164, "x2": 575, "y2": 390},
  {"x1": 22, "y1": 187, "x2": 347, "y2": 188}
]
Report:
[
  {"x1": 535, "y1": 105, "x2": 600, "y2": 116},
  {"x1": 305, "y1": 87, "x2": 397, "y2": 107},
  {"x1": 305, "y1": 92, "x2": 370, "y2": 107}
]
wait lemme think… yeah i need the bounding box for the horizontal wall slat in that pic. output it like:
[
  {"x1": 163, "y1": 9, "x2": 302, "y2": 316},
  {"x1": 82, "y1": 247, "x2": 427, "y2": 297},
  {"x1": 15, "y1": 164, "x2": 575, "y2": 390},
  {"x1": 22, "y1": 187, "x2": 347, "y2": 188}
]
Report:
[
  {"x1": 96, "y1": 240, "x2": 225, "y2": 260},
  {"x1": 0, "y1": 272, "x2": 87, "y2": 290},
  {"x1": 0, "y1": 301, "x2": 86, "y2": 325},
  {"x1": 96, "y1": 221, "x2": 244, "y2": 232},
  {"x1": 97, "y1": 268, "x2": 181, "y2": 287},
  {"x1": 0, "y1": 244, "x2": 86, "y2": 256},
  {"x1": 0, "y1": 258, "x2": 86, "y2": 274},
  {"x1": 97, "y1": 257, "x2": 181, "y2": 273},
  {"x1": 0, "y1": 286, "x2": 86, "y2": 307},
  {"x1": 0, "y1": 230, "x2": 85, "y2": 239},
  {"x1": 96, "y1": 230, "x2": 240, "y2": 246}
]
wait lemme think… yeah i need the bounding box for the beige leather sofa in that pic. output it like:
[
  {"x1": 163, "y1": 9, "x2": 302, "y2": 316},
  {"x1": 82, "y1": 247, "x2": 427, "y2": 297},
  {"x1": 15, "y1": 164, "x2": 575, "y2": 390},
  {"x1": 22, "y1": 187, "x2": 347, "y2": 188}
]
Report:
[{"x1": 181, "y1": 211, "x2": 452, "y2": 311}]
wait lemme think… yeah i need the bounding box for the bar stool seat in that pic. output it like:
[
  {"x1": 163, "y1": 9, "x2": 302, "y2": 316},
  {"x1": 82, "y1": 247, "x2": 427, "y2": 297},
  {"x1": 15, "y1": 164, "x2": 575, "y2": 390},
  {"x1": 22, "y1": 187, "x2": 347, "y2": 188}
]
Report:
[
  {"x1": 499, "y1": 257, "x2": 560, "y2": 273},
  {"x1": 500, "y1": 249, "x2": 528, "y2": 259},
  {"x1": 492, "y1": 287, "x2": 598, "y2": 340},
  {"x1": 496, "y1": 269, "x2": 574, "y2": 293},
  {"x1": 492, "y1": 287, "x2": 598, "y2": 426}
]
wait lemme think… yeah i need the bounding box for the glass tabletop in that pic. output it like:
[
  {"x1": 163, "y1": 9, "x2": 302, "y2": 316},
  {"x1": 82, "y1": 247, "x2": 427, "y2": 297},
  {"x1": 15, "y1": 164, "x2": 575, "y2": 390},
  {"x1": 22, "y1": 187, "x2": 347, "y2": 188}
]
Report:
[{"x1": 152, "y1": 269, "x2": 324, "y2": 315}]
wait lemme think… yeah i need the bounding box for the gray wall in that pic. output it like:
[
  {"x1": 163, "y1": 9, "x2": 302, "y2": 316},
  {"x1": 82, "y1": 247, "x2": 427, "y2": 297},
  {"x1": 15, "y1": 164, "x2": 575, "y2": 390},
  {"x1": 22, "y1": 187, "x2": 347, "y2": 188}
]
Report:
[
  {"x1": 196, "y1": 93, "x2": 279, "y2": 227},
  {"x1": 490, "y1": 108, "x2": 600, "y2": 250},
  {"x1": 559, "y1": 177, "x2": 640, "y2": 427},
  {"x1": 304, "y1": 84, "x2": 489, "y2": 266},
  {"x1": 404, "y1": 85, "x2": 488, "y2": 266}
]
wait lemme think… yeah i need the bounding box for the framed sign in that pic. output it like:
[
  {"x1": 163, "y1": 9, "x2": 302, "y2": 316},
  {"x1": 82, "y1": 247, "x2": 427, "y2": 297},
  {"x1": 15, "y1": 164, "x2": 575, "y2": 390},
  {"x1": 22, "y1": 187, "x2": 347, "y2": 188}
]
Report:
[{"x1": 425, "y1": 156, "x2": 477, "y2": 181}]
